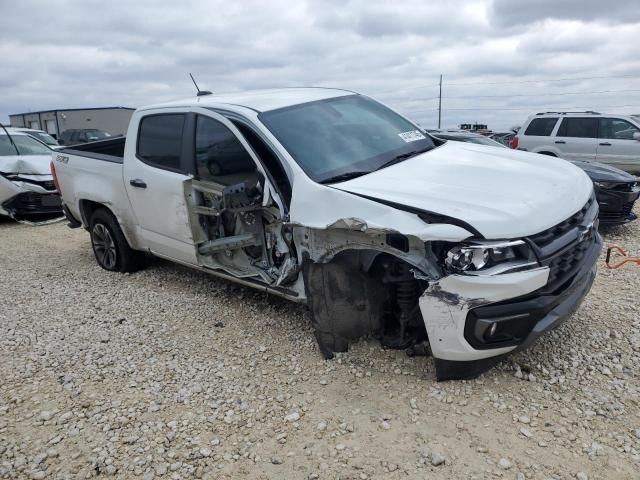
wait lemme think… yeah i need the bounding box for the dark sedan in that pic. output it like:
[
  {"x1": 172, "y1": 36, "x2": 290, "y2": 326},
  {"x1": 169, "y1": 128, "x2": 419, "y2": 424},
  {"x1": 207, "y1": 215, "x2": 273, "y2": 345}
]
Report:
[
  {"x1": 570, "y1": 161, "x2": 639, "y2": 226},
  {"x1": 429, "y1": 130, "x2": 640, "y2": 227}
]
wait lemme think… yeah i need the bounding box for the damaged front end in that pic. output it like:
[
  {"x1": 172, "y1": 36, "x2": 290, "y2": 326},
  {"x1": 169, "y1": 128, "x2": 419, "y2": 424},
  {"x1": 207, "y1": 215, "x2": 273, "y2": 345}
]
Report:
[
  {"x1": 294, "y1": 226, "x2": 536, "y2": 375},
  {"x1": 294, "y1": 198, "x2": 600, "y2": 381},
  {"x1": 182, "y1": 158, "x2": 600, "y2": 381},
  {"x1": 296, "y1": 225, "x2": 438, "y2": 358},
  {"x1": 0, "y1": 172, "x2": 63, "y2": 224}
]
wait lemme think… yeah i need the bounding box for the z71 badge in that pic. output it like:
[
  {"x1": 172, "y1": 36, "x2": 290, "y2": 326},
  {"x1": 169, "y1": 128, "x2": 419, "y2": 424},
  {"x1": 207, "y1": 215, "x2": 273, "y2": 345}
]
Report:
[{"x1": 56, "y1": 155, "x2": 69, "y2": 163}]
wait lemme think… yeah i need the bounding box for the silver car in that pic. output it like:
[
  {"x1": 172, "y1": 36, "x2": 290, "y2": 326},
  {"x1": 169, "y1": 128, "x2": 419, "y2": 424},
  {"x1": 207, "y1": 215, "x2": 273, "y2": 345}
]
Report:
[
  {"x1": 0, "y1": 131, "x2": 61, "y2": 222},
  {"x1": 513, "y1": 111, "x2": 640, "y2": 174}
]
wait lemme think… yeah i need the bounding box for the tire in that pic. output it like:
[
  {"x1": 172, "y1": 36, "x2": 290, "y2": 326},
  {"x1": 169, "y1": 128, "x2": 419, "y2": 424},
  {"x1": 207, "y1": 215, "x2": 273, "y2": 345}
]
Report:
[{"x1": 89, "y1": 208, "x2": 144, "y2": 273}]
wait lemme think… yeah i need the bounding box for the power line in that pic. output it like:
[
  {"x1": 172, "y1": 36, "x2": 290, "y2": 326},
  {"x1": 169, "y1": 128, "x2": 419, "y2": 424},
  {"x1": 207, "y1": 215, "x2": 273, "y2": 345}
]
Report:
[
  {"x1": 389, "y1": 73, "x2": 637, "y2": 93},
  {"x1": 441, "y1": 88, "x2": 640, "y2": 100},
  {"x1": 446, "y1": 73, "x2": 638, "y2": 86},
  {"x1": 396, "y1": 88, "x2": 640, "y2": 105},
  {"x1": 406, "y1": 104, "x2": 640, "y2": 114},
  {"x1": 384, "y1": 89, "x2": 640, "y2": 106}
]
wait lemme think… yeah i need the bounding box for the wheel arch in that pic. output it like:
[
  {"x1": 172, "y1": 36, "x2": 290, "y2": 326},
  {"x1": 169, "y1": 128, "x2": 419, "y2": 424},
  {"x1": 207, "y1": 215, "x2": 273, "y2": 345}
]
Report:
[{"x1": 79, "y1": 199, "x2": 140, "y2": 250}]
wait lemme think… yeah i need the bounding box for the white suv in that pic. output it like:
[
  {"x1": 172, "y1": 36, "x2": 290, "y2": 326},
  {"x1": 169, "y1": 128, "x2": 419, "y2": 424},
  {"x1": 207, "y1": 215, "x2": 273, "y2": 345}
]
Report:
[{"x1": 513, "y1": 112, "x2": 640, "y2": 173}]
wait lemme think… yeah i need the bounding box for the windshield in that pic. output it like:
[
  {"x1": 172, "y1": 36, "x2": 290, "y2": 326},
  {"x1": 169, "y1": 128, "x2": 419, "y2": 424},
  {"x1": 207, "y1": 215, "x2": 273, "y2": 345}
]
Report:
[
  {"x1": 87, "y1": 131, "x2": 111, "y2": 141},
  {"x1": 260, "y1": 95, "x2": 435, "y2": 183},
  {"x1": 0, "y1": 134, "x2": 52, "y2": 156},
  {"x1": 31, "y1": 132, "x2": 59, "y2": 145}
]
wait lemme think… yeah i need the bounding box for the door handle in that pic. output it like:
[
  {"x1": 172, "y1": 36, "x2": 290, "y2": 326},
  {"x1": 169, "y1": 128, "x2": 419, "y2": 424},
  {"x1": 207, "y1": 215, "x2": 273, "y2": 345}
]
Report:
[
  {"x1": 129, "y1": 179, "x2": 147, "y2": 188},
  {"x1": 554, "y1": 140, "x2": 566, "y2": 144},
  {"x1": 599, "y1": 142, "x2": 611, "y2": 146}
]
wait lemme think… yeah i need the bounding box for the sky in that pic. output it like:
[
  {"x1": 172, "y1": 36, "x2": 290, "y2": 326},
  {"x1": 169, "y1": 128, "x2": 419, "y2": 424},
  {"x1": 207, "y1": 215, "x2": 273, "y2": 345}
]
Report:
[{"x1": 1, "y1": 0, "x2": 639, "y2": 130}]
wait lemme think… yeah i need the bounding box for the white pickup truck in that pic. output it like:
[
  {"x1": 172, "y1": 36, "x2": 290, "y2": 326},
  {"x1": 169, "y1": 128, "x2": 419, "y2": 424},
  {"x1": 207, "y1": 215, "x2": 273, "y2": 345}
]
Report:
[{"x1": 52, "y1": 88, "x2": 602, "y2": 380}]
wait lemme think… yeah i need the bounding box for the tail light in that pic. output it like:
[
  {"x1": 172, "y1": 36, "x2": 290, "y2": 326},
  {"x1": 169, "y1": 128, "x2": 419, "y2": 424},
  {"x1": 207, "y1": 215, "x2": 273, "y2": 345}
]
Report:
[
  {"x1": 509, "y1": 136, "x2": 519, "y2": 149},
  {"x1": 50, "y1": 160, "x2": 61, "y2": 193}
]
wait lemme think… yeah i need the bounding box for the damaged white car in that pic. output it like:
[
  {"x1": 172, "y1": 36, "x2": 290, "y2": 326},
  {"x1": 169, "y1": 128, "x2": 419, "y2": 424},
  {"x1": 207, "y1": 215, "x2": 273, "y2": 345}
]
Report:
[
  {"x1": 52, "y1": 88, "x2": 602, "y2": 380},
  {"x1": 1, "y1": 130, "x2": 62, "y2": 222}
]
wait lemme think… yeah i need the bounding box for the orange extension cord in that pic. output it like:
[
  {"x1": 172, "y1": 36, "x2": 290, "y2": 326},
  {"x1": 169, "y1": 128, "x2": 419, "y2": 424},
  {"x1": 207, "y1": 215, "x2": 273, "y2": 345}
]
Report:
[{"x1": 605, "y1": 244, "x2": 640, "y2": 269}]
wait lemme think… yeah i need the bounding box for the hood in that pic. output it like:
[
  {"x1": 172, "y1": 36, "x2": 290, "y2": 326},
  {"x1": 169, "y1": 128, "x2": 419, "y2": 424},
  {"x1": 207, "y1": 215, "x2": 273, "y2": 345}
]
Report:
[
  {"x1": 0, "y1": 154, "x2": 52, "y2": 175},
  {"x1": 569, "y1": 160, "x2": 638, "y2": 183},
  {"x1": 333, "y1": 142, "x2": 593, "y2": 239}
]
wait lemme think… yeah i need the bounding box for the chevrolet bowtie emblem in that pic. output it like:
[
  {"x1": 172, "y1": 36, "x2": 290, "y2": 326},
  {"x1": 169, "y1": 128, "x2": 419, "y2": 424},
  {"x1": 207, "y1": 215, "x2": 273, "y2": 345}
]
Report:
[{"x1": 577, "y1": 222, "x2": 594, "y2": 243}]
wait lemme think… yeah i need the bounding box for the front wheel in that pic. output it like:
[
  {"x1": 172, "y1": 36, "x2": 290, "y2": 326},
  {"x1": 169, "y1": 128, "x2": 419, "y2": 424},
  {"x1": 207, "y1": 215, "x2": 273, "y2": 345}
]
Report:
[{"x1": 89, "y1": 209, "x2": 144, "y2": 273}]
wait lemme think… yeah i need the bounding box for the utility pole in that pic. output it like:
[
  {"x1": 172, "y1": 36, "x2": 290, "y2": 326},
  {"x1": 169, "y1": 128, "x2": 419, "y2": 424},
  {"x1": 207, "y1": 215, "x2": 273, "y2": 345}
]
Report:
[{"x1": 438, "y1": 74, "x2": 442, "y2": 129}]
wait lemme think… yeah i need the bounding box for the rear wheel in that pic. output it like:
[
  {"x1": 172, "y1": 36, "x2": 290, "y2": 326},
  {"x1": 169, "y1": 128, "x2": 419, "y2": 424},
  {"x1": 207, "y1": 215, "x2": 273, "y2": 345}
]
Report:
[{"x1": 89, "y1": 209, "x2": 144, "y2": 273}]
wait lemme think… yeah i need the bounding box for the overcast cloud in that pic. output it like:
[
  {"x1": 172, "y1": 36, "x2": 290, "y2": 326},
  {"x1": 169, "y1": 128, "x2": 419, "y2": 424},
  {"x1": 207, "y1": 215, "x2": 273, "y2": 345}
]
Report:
[{"x1": 1, "y1": 0, "x2": 639, "y2": 130}]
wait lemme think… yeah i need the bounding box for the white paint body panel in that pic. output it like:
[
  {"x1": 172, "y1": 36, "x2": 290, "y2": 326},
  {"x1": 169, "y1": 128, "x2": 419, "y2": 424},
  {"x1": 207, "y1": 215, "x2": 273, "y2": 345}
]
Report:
[
  {"x1": 333, "y1": 141, "x2": 593, "y2": 239},
  {"x1": 0, "y1": 153, "x2": 52, "y2": 175},
  {"x1": 54, "y1": 152, "x2": 142, "y2": 248},
  {"x1": 150, "y1": 88, "x2": 353, "y2": 114},
  {"x1": 419, "y1": 267, "x2": 550, "y2": 361},
  {"x1": 288, "y1": 178, "x2": 474, "y2": 242},
  {"x1": 121, "y1": 109, "x2": 197, "y2": 264}
]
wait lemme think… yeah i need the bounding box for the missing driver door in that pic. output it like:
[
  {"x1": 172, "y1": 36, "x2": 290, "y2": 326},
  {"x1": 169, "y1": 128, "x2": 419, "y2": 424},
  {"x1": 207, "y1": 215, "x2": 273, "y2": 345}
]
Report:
[{"x1": 184, "y1": 110, "x2": 283, "y2": 284}]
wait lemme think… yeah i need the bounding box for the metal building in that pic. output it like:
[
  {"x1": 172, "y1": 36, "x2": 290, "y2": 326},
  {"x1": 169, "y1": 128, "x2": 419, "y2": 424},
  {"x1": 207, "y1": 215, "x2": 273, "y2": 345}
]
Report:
[{"x1": 9, "y1": 107, "x2": 134, "y2": 138}]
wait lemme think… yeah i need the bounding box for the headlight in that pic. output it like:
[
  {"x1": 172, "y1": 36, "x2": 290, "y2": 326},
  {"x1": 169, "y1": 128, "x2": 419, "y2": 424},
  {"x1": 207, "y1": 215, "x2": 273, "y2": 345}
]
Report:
[{"x1": 445, "y1": 240, "x2": 534, "y2": 274}]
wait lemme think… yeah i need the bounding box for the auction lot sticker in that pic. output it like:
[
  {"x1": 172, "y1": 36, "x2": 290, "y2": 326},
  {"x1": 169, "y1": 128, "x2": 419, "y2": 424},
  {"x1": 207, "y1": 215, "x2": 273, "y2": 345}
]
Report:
[{"x1": 398, "y1": 130, "x2": 426, "y2": 142}]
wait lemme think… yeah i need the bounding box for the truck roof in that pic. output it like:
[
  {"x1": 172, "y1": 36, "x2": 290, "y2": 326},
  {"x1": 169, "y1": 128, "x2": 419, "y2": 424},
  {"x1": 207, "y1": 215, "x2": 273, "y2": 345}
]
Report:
[{"x1": 142, "y1": 87, "x2": 355, "y2": 113}]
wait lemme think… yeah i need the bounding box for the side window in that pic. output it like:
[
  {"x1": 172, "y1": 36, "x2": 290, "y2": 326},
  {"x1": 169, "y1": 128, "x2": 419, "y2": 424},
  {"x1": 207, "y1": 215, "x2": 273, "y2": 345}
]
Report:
[
  {"x1": 556, "y1": 118, "x2": 598, "y2": 138},
  {"x1": 137, "y1": 114, "x2": 185, "y2": 171},
  {"x1": 599, "y1": 118, "x2": 639, "y2": 140},
  {"x1": 195, "y1": 115, "x2": 257, "y2": 185},
  {"x1": 70, "y1": 132, "x2": 79, "y2": 142},
  {"x1": 524, "y1": 118, "x2": 558, "y2": 136},
  {"x1": 232, "y1": 122, "x2": 292, "y2": 206}
]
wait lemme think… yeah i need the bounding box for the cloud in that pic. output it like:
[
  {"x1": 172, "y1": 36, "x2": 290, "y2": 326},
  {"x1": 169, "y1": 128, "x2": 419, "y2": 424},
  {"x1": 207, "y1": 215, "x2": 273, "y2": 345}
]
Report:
[
  {"x1": 490, "y1": 0, "x2": 640, "y2": 27},
  {"x1": 1, "y1": 0, "x2": 639, "y2": 131}
]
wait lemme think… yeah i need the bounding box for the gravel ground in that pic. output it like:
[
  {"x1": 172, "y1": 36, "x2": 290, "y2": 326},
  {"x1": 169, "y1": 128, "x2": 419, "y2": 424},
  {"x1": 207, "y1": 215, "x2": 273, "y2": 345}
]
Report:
[{"x1": 1, "y1": 207, "x2": 639, "y2": 480}]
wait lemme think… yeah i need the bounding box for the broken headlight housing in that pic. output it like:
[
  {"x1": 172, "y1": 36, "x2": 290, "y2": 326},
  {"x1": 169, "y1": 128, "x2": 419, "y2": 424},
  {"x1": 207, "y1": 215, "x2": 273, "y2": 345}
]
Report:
[{"x1": 445, "y1": 240, "x2": 535, "y2": 274}]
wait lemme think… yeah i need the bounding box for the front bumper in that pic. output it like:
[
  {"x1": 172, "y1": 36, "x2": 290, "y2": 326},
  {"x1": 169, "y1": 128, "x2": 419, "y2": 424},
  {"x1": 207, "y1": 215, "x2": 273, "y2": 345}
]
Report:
[
  {"x1": 0, "y1": 175, "x2": 62, "y2": 220},
  {"x1": 595, "y1": 184, "x2": 640, "y2": 226},
  {"x1": 420, "y1": 231, "x2": 602, "y2": 381},
  {"x1": 1, "y1": 191, "x2": 62, "y2": 218}
]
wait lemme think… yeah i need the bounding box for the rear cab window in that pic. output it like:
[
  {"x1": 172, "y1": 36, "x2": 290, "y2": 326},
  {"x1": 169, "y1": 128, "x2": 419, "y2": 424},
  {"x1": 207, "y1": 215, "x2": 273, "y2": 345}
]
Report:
[
  {"x1": 524, "y1": 117, "x2": 558, "y2": 136},
  {"x1": 137, "y1": 114, "x2": 186, "y2": 172}
]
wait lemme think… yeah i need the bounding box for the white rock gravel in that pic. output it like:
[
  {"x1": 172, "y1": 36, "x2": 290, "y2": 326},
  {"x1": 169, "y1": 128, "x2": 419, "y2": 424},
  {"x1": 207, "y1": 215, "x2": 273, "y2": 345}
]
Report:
[{"x1": 1, "y1": 205, "x2": 639, "y2": 479}]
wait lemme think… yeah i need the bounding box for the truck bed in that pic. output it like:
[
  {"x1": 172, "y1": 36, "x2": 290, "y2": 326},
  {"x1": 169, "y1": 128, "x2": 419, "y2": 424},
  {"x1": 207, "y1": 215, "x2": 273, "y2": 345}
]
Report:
[
  {"x1": 54, "y1": 137, "x2": 133, "y2": 230},
  {"x1": 58, "y1": 137, "x2": 126, "y2": 163}
]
